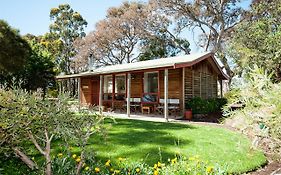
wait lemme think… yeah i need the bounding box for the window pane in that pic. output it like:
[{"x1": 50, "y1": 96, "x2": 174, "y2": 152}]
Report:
[
  {"x1": 115, "y1": 75, "x2": 126, "y2": 93},
  {"x1": 144, "y1": 72, "x2": 158, "y2": 93},
  {"x1": 104, "y1": 75, "x2": 112, "y2": 93}
]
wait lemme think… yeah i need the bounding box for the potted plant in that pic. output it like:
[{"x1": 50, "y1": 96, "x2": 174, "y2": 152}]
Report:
[{"x1": 185, "y1": 103, "x2": 192, "y2": 120}]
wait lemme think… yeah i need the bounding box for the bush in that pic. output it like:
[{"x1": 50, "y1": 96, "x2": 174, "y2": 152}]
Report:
[
  {"x1": 223, "y1": 66, "x2": 281, "y2": 160},
  {"x1": 51, "y1": 152, "x2": 227, "y2": 175},
  {"x1": 185, "y1": 97, "x2": 227, "y2": 114}
]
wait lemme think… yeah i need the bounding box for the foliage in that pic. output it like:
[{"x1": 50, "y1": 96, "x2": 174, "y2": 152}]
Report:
[
  {"x1": 223, "y1": 66, "x2": 281, "y2": 159},
  {"x1": 51, "y1": 153, "x2": 227, "y2": 175},
  {"x1": 229, "y1": 0, "x2": 281, "y2": 82},
  {"x1": 75, "y1": 1, "x2": 190, "y2": 67},
  {"x1": 151, "y1": 0, "x2": 245, "y2": 79},
  {"x1": 0, "y1": 86, "x2": 106, "y2": 174},
  {"x1": 185, "y1": 97, "x2": 227, "y2": 114},
  {"x1": 20, "y1": 39, "x2": 56, "y2": 92},
  {"x1": 0, "y1": 20, "x2": 31, "y2": 73},
  {"x1": 49, "y1": 4, "x2": 87, "y2": 74}
]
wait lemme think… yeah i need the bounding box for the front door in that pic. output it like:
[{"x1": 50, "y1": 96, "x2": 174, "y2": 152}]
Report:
[{"x1": 91, "y1": 78, "x2": 100, "y2": 106}]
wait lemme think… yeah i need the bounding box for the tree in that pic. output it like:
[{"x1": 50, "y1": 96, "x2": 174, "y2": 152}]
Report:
[
  {"x1": 75, "y1": 1, "x2": 190, "y2": 67},
  {"x1": 229, "y1": 0, "x2": 281, "y2": 82},
  {"x1": 0, "y1": 20, "x2": 30, "y2": 73},
  {"x1": 0, "y1": 87, "x2": 105, "y2": 175},
  {"x1": 49, "y1": 4, "x2": 87, "y2": 74},
  {"x1": 151, "y1": 0, "x2": 244, "y2": 80},
  {"x1": 20, "y1": 38, "x2": 56, "y2": 93}
]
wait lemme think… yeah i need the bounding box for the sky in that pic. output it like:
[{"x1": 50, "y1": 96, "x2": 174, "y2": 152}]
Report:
[
  {"x1": 1, "y1": 0, "x2": 251, "y2": 53},
  {"x1": 1, "y1": 0, "x2": 141, "y2": 35}
]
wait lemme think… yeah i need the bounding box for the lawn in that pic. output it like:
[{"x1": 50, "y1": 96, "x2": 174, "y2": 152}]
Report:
[
  {"x1": 84, "y1": 118, "x2": 266, "y2": 174},
  {"x1": 1, "y1": 118, "x2": 266, "y2": 174}
]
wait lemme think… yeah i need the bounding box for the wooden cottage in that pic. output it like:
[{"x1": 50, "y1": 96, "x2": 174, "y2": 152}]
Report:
[{"x1": 57, "y1": 52, "x2": 228, "y2": 119}]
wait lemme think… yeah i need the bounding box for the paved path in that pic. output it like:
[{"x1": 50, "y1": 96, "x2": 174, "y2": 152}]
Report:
[{"x1": 102, "y1": 111, "x2": 222, "y2": 127}]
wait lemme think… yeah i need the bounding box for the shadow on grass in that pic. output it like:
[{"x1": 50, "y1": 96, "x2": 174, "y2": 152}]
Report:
[{"x1": 86, "y1": 119, "x2": 197, "y2": 165}]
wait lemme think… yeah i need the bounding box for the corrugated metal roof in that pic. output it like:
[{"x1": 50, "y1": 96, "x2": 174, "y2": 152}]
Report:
[{"x1": 56, "y1": 52, "x2": 228, "y2": 79}]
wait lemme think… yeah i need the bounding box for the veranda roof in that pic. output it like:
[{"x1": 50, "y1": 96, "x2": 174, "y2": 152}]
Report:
[{"x1": 56, "y1": 52, "x2": 228, "y2": 80}]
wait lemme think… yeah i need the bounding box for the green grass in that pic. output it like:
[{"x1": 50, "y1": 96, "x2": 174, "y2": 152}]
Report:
[
  {"x1": 86, "y1": 119, "x2": 266, "y2": 174},
  {"x1": 0, "y1": 118, "x2": 266, "y2": 174}
]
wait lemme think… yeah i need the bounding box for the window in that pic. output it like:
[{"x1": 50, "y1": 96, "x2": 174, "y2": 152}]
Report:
[
  {"x1": 114, "y1": 75, "x2": 126, "y2": 100},
  {"x1": 103, "y1": 75, "x2": 112, "y2": 100},
  {"x1": 143, "y1": 72, "x2": 158, "y2": 103}
]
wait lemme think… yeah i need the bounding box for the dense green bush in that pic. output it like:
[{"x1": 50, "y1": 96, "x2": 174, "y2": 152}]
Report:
[
  {"x1": 185, "y1": 97, "x2": 227, "y2": 114},
  {"x1": 223, "y1": 66, "x2": 281, "y2": 159},
  {"x1": 0, "y1": 86, "x2": 106, "y2": 174}
]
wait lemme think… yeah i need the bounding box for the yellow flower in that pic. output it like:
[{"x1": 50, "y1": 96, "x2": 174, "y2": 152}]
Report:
[
  {"x1": 95, "y1": 167, "x2": 100, "y2": 173},
  {"x1": 72, "y1": 154, "x2": 77, "y2": 159},
  {"x1": 57, "y1": 153, "x2": 63, "y2": 157},
  {"x1": 118, "y1": 157, "x2": 125, "y2": 161},
  {"x1": 105, "y1": 160, "x2": 111, "y2": 167},
  {"x1": 136, "y1": 167, "x2": 140, "y2": 173},
  {"x1": 114, "y1": 170, "x2": 120, "y2": 174},
  {"x1": 171, "y1": 158, "x2": 177, "y2": 164},
  {"x1": 31, "y1": 157, "x2": 35, "y2": 160},
  {"x1": 110, "y1": 168, "x2": 114, "y2": 172},
  {"x1": 189, "y1": 157, "x2": 195, "y2": 161},
  {"x1": 82, "y1": 163, "x2": 86, "y2": 167},
  {"x1": 76, "y1": 157, "x2": 81, "y2": 163},
  {"x1": 206, "y1": 166, "x2": 214, "y2": 173},
  {"x1": 85, "y1": 166, "x2": 90, "y2": 171},
  {"x1": 153, "y1": 164, "x2": 158, "y2": 169},
  {"x1": 153, "y1": 170, "x2": 159, "y2": 175}
]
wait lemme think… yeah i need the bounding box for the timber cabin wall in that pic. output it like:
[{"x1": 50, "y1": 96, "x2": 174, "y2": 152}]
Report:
[
  {"x1": 80, "y1": 77, "x2": 92, "y2": 104},
  {"x1": 184, "y1": 59, "x2": 218, "y2": 101},
  {"x1": 159, "y1": 69, "x2": 183, "y2": 110}
]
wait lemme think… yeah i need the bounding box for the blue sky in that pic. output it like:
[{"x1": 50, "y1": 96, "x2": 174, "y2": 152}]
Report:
[
  {"x1": 1, "y1": 0, "x2": 142, "y2": 35},
  {"x1": 1, "y1": 0, "x2": 251, "y2": 53}
]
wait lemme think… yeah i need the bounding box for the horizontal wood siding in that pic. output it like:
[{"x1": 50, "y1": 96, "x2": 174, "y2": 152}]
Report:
[{"x1": 184, "y1": 59, "x2": 219, "y2": 100}]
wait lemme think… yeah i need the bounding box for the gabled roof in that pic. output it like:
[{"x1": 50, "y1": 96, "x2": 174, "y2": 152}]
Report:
[{"x1": 56, "y1": 52, "x2": 228, "y2": 80}]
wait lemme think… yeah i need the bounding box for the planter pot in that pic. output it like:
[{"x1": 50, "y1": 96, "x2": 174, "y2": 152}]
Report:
[{"x1": 184, "y1": 110, "x2": 192, "y2": 120}]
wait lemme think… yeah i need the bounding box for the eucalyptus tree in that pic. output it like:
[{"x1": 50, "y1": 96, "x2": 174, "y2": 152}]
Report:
[
  {"x1": 75, "y1": 1, "x2": 191, "y2": 66},
  {"x1": 49, "y1": 4, "x2": 87, "y2": 74},
  {"x1": 151, "y1": 0, "x2": 245, "y2": 80},
  {"x1": 229, "y1": 0, "x2": 281, "y2": 82}
]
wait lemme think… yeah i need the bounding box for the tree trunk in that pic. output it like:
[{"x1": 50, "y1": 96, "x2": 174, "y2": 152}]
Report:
[
  {"x1": 45, "y1": 133, "x2": 52, "y2": 175},
  {"x1": 76, "y1": 151, "x2": 84, "y2": 175},
  {"x1": 13, "y1": 147, "x2": 38, "y2": 170}
]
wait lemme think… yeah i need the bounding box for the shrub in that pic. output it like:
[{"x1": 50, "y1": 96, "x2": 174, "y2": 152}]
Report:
[
  {"x1": 0, "y1": 86, "x2": 106, "y2": 174},
  {"x1": 185, "y1": 97, "x2": 227, "y2": 114},
  {"x1": 223, "y1": 66, "x2": 281, "y2": 160},
  {"x1": 51, "y1": 152, "x2": 227, "y2": 175}
]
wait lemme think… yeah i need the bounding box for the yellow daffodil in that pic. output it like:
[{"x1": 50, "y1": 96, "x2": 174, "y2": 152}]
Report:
[
  {"x1": 76, "y1": 157, "x2": 81, "y2": 163},
  {"x1": 105, "y1": 161, "x2": 111, "y2": 167},
  {"x1": 189, "y1": 157, "x2": 195, "y2": 161},
  {"x1": 157, "y1": 162, "x2": 162, "y2": 168},
  {"x1": 206, "y1": 166, "x2": 214, "y2": 173},
  {"x1": 114, "y1": 170, "x2": 120, "y2": 174},
  {"x1": 118, "y1": 157, "x2": 125, "y2": 161},
  {"x1": 171, "y1": 158, "x2": 177, "y2": 164},
  {"x1": 95, "y1": 167, "x2": 100, "y2": 173},
  {"x1": 154, "y1": 164, "x2": 158, "y2": 169},
  {"x1": 85, "y1": 166, "x2": 90, "y2": 171},
  {"x1": 136, "y1": 167, "x2": 140, "y2": 173},
  {"x1": 57, "y1": 153, "x2": 63, "y2": 157},
  {"x1": 153, "y1": 170, "x2": 159, "y2": 175},
  {"x1": 72, "y1": 154, "x2": 77, "y2": 159}
]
